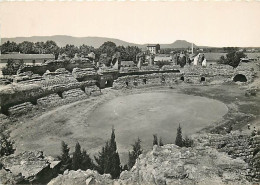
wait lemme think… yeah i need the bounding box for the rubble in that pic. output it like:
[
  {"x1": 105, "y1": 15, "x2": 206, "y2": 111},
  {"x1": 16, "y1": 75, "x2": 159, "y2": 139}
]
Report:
[{"x1": 0, "y1": 151, "x2": 60, "y2": 184}]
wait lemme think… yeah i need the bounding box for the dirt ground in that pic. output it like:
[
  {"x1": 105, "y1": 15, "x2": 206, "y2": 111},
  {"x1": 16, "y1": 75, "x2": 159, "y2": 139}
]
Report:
[{"x1": 6, "y1": 80, "x2": 260, "y2": 164}]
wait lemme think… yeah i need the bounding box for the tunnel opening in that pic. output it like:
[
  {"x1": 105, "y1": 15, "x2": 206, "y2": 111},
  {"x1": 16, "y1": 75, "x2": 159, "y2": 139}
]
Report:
[
  {"x1": 125, "y1": 81, "x2": 129, "y2": 86},
  {"x1": 143, "y1": 79, "x2": 147, "y2": 84},
  {"x1": 201, "y1": 77, "x2": 206, "y2": 82},
  {"x1": 57, "y1": 92, "x2": 63, "y2": 98},
  {"x1": 105, "y1": 80, "x2": 113, "y2": 87},
  {"x1": 233, "y1": 74, "x2": 247, "y2": 82},
  {"x1": 180, "y1": 76, "x2": 184, "y2": 81}
]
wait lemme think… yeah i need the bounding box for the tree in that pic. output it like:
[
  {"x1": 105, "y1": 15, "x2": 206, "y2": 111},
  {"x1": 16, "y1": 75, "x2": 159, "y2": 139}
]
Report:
[
  {"x1": 72, "y1": 142, "x2": 82, "y2": 170},
  {"x1": 58, "y1": 141, "x2": 72, "y2": 171},
  {"x1": 44, "y1": 40, "x2": 60, "y2": 59},
  {"x1": 0, "y1": 134, "x2": 15, "y2": 157},
  {"x1": 153, "y1": 134, "x2": 158, "y2": 146},
  {"x1": 175, "y1": 124, "x2": 183, "y2": 147},
  {"x1": 2, "y1": 59, "x2": 24, "y2": 75},
  {"x1": 0, "y1": 41, "x2": 19, "y2": 54},
  {"x1": 128, "y1": 138, "x2": 142, "y2": 169},
  {"x1": 60, "y1": 44, "x2": 79, "y2": 58},
  {"x1": 18, "y1": 41, "x2": 35, "y2": 54},
  {"x1": 159, "y1": 137, "x2": 164, "y2": 146},
  {"x1": 81, "y1": 149, "x2": 93, "y2": 170},
  {"x1": 218, "y1": 50, "x2": 246, "y2": 68},
  {"x1": 34, "y1": 42, "x2": 46, "y2": 54},
  {"x1": 79, "y1": 44, "x2": 95, "y2": 57},
  {"x1": 94, "y1": 128, "x2": 121, "y2": 179},
  {"x1": 99, "y1": 41, "x2": 117, "y2": 57}
]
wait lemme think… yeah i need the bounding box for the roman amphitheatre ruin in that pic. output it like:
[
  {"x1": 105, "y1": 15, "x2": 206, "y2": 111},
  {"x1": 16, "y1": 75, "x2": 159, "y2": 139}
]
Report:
[{"x1": 0, "y1": 51, "x2": 260, "y2": 184}]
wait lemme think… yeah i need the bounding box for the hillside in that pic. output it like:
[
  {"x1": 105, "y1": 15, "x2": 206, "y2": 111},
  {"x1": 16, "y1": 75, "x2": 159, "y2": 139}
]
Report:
[{"x1": 1, "y1": 35, "x2": 199, "y2": 49}]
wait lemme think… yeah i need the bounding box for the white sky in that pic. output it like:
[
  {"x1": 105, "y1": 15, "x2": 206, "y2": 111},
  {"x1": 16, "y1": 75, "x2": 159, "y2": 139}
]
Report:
[{"x1": 0, "y1": 1, "x2": 260, "y2": 47}]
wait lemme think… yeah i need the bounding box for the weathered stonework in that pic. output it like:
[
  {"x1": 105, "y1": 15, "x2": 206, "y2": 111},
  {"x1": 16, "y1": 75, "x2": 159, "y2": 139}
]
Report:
[
  {"x1": 194, "y1": 132, "x2": 260, "y2": 182},
  {"x1": 48, "y1": 144, "x2": 250, "y2": 185},
  {"x1": 0, "y1": 151, "x2": 60, "y2": 184}
]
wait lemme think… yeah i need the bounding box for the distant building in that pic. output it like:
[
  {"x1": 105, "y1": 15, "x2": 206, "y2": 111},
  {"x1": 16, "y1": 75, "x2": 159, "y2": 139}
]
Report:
[
  {"x1": 0, "y1": 53, "x2": 55, "y2": 64},
  {"x1": 147, "y1": 44, "x2": 160, "y2": 54}
]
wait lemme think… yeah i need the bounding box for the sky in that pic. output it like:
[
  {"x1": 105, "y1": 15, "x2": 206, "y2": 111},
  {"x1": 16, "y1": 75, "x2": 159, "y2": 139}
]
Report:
[{"x1": 0, "y1": 1, "x2": 260, "y2": 47}]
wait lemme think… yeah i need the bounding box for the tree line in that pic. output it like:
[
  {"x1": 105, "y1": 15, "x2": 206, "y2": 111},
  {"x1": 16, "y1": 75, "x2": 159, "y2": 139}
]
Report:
[
  {"x1": 0, "y1": 40, "x2": 142, "y2": 64},
  {"x1": 57, "y1": 125, "x2": 193, "y2": 179}
]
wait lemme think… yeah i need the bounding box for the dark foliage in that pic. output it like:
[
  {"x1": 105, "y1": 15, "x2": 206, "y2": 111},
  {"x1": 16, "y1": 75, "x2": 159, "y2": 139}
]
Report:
[
  {"x1": 153, "y1": 134, "x2": 158, "y2": 146},
  {"x1": 128, "y1": 138, "x2": 142, "y2": 169},
  {"x1": 94, "y1": 128, "x2": 121, "y2": 179},
  {"x1": 159, "y1": 137, "x2": 164, "y2": 146},
  {"x1": 175, "y1": 124, "x2": 183, "y2": 147},
  {"x1": 2, "y1": 59, "x2": 24, "y2": 75},
  {"x1": 0, "y1": 134, "x2": 15, "y2": 157},
  {"x1": 218, "y1": 49, "x2": 246, "y2": 68},
  {"x1": 58, "y1": 141, "x2": 72, "y2": 172}
]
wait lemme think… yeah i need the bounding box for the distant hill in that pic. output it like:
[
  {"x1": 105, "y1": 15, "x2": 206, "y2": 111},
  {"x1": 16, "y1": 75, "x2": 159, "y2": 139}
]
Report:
[
  {"x1": 1, "y1": 35, "x2": 200, "y2": 49},
  {"x1": 160, "y1": 40, "x2": 198, "y2": 49}
]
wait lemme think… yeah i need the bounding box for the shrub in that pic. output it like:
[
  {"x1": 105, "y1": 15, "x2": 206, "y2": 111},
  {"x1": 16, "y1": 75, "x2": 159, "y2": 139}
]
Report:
[
  {"x1": 0, "y1": 134, "x2": 15, "y2": 157},
  {"x1": 175, "y1": 124, "x2": 183, "y2": 147},
  {"x1": 2, "y1": 59, "x2": 24, "y2": 75},
  {"x1": 128, "y1": 138, "x2": 142, "y2": 169}
]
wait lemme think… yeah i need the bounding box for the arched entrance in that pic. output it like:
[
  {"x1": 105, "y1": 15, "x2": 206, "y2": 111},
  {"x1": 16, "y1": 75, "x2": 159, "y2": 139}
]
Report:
[
  {"x1": 105, "y1": 79, "x2": 113, "y2": 87},
  {"x1": 180, "y1": 76, "x2": 184, "y2": 81},
  {"x1": 201, "y1": 77, "x2": 206, "y2": 82},
  {"x1": 233, "y1": 74, "x2": 247, "y2": 82}
]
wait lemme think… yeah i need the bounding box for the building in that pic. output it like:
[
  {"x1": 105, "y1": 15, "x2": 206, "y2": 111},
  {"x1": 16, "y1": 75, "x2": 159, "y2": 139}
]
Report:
[
  {"x1": 0, "y1": 53, "x2": 55, "y2": 64},
  {"x1": 147, "y1": 44, "x2": 160, "y2": 54}
]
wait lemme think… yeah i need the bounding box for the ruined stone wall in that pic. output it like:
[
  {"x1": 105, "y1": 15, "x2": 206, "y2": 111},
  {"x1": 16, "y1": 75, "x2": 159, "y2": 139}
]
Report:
[
  {"x1": 0, "y1": 68, "x2": 100, "y2": 116},
  {"x1": 113, "y1": 72, "x2": 183, "y2": 89},
  {"x1": 196, "y1": 133, "x2": 260, "y2": 182},
  {"x1": 19, "y1": 59, "x2": 95, "y2": 75}
]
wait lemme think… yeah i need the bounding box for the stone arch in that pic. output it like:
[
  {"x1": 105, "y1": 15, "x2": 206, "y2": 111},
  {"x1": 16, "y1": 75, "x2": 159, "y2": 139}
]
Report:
[
  {"x1": 201, "y1": 77, "x2": 206, "y2": 82},
  {"x1": 233, "y1": 74, "x2": 247, "y2": 82},
  {"x1": 180, "y1": 76, "x2": 184, "y2": 81},
  {"x1": 57, "y1": 91, "x2": 63, "y2": 98},
  {"x1": 105, "y1": 79, "x2": 113, "y2": 87}
]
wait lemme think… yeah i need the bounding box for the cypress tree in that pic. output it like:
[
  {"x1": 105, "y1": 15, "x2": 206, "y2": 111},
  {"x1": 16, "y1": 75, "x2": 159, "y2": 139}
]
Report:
[
  {"x1": 128, "y1": 138, "x2": 142, "y2": 169},
  {"x1": 153, "y1": 134, "x2": 158, "y2": 146},
  {"x1": 159, "y1": 137, "x2": 164, "y2": 146},
  {"x1": 109, "y1": 127, "x2": 121, "y2": 179},
  {"x1": 175, "y1": 124, "x2": 183, "y2": 147},
  {"x1": 81, "y1": 149, "x2": 93, "y2": 170},
  {"x1": 58, "y1": 141, "x2": 72, "y2": 171},
  {"x1": 72, "y1": 142, "x2": 82, "y2": 170},
  {"x1": 94, "y1": 128, "x2": 121, "y2": 179}
]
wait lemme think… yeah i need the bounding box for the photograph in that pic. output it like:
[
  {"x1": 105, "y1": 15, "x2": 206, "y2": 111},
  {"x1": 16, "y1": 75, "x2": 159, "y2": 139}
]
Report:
[{"x1": 0, "y1": 1, "x2": 260, "y2": 184}]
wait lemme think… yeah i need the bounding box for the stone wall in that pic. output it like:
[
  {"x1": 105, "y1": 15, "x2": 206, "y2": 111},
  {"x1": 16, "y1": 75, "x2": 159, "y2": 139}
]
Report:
[
  {"x1": 8, "y1": 102, "x2": 35, "y2": 117},
  {"x1": 113, "y1": 72, "x2": 182, "y2": 89},
  {"x1": 0, "y1": 68, "x2": 99, "y2": 116},
  {"x1": 19, "y1": 59, "x2": 95, "y2": 75},
  {"x1": 195, "y1": 133, "x2": 260, "y2": 182}
]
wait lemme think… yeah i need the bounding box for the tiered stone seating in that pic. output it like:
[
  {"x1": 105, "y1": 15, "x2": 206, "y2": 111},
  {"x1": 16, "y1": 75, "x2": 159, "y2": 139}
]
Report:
[{"x1": 8, "y1": 102, "x2": 34, "y2": 117}]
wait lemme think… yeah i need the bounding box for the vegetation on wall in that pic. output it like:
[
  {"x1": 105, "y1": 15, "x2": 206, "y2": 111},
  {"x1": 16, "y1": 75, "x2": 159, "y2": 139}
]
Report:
[
  {"x1": 218, "y1": 47, "x2": 246, "y2": 68},
  {"x1": 2, "y1": 59, "x2": 24, "y2": 75}
]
